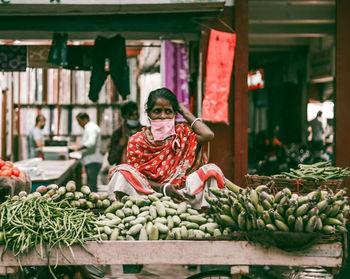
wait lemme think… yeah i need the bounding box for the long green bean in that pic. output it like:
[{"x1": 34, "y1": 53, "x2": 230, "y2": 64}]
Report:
[
  {"x1": 0, "y1": 195, "x2": 101, "y2": 278},
  {"x1": 273, "y1": 161, "x2": 350, "y2": 180}
]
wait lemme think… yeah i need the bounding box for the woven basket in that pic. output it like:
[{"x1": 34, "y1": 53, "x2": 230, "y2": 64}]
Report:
[{"x1": 245, "y1": 174, "x2": 344, "y2": 195}]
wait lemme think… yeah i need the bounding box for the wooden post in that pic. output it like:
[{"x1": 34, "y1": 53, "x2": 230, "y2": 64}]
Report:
[
  {"x1": 57, "y1": 68, "x2": 61, "y2": 136},
  {"x1": 17, "y1": 73, "x2": 21, "y2": 161},
  {"x1": 233, "y1": 0, "x2": 248, "y2": 186},
  {"x1": 204, "y1": 1, "x2": 248, "y2": 186},
  {"x1": 1, "y1": 89, "x2": 7, "y2": 159},
  {"x1": 10, "y1": 73, "x2": 14, "y2": 162},
  {"x1": 336, "y1": 0, "x2": 350, "y2": 194},
  {"x1": 43, "y1": 69, "x2": 48, "y2": 104}
]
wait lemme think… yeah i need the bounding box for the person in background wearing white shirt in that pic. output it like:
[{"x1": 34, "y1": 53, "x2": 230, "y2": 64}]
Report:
[
  {"x1": 28, "y1": 114, "x2": 46, "y2": 158},
  {"x1": 75, "y1": 112, "x2": 103, "y2": 192}
]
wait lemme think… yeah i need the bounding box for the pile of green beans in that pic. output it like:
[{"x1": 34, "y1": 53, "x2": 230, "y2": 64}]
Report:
[
  {"x1": 0, "y1": 195, "x2": 101, "y2": 276},
  {"x1": 273, "y1": 161, "x2": 350, "y2": 181}
]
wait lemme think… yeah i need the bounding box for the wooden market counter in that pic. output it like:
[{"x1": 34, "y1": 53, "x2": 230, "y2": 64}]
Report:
[
  {"x1": 0, "y1": 241, "x2": 344, "y2": 277},
  {"x1": 14, "y1": 159, "x2": 82, "y2": 191}
]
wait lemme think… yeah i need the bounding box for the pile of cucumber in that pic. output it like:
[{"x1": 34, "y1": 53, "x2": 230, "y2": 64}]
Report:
[{"x1": 95, "y1": 193, "x2": 222, "y2": 241}]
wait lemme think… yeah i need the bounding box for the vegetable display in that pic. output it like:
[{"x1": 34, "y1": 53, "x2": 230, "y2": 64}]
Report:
[
  {"x1": 32, "y1": 180, "x2": 115, "y2": 210},
  {"x1": 272, "y1": 161, "x2": 350, "y2": 181},
  {"x1": 95, "y1": 193, "x2": 223, "y2": 241},
  {"x1": 0, "y1": 159, "x2": 347, "y2": 275},
  {"x1": 0, "y1": 192, "x2": 101, "y2": 277},
  {"x1": 206, "y1": 180, "x2": 348, "y2": 234}
]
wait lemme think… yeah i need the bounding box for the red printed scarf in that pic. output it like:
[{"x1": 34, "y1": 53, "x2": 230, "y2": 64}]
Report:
[{"x1": 127, "y1": 123, "x2": 202, "y2": 187}]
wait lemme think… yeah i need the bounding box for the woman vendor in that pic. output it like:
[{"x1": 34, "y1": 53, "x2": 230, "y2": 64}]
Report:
[{"x1": 107, "y1": 87, "x2": 225, "y2": 209}]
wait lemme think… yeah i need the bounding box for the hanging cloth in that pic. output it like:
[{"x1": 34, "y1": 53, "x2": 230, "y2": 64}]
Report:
[
  {"x1": 202, "y1": 29, "x2": 236, "y2": 123},
  {"x1": 64, "y1": 46, "x2": 93, "y2": 71},
  {"x1": 0, "y1": 45, "x2": 27, "y2": 72},
  {"x1": 47, "y1": 33, "x2": 68, "y2": 67},
  {"x1": 161, "y1": 41, "x2": 190, "y2": 122},
  {"x1": 28, "y1": 45, "x2": 55, "y2": 69},
  {"x1": 88, "y1": 34, "x2": 130, "y2": 102}
]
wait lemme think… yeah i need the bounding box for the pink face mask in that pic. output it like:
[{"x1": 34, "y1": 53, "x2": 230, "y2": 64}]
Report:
[{"x1": 149, "y1": 118, "x2": 176, "y2": 141}]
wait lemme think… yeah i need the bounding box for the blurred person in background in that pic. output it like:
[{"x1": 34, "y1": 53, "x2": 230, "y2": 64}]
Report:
[
  {"x1": 74, "y1": 112, "x2": 103, "y2": 192},
  {"x1": 99, "y1": 101, "x2": 141, "y2": 185},
  {"x1": 108, "y1": 101, "x2": 141, "y2": 165},
  {"x1": 308, "y1": 110, "x2": 325, "y2": 160},
  {"x1": 28, "y1": 114, "x2": 46, "y2": 158}
]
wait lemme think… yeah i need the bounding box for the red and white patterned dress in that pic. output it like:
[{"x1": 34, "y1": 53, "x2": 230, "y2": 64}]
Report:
[{"x1": 108, "y1": 123, "x2": 225, "y2": 208}]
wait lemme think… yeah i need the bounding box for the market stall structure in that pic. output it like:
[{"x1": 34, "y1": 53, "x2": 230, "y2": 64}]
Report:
[{"x1": 0, "y1": 0, "x2": 349, "y2": 278}]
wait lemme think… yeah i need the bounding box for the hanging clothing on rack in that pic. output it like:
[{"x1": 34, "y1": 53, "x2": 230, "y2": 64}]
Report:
[
  {"x1": 0, "y1": 45, "x2": 27, "y2": 72},
  {"x1": 202, "y1": 29, "x2": 236, "y2": 123},
  {"x1": 47, "y1": 33, "x2": 68, "y2": 67},
  {"x1": 161, "y1": 40, "x2": 190, "y2": 122},
  {"x1": 88, "y1": 34, "x2": 130, "y2": 102},
  {"x1": 28, "y1": 46, "x2": 54, "y2": 69},
  {"x1": 64, "y1": 46, "x2": 93, "y2": 71}
]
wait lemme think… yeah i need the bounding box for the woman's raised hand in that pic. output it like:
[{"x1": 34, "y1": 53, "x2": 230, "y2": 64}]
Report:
[{"x1": 178, "y1": 103, "x2": 187, "y2": 116}]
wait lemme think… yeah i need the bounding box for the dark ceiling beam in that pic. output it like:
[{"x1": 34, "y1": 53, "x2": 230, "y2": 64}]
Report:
[
  {"x1": 249, "y1": 33, "x2": 327, "y2": 38},
  {"x1": 249, "y1": 46, "x2": 307, "y2": 52},
  {"x1": 0, "y1": 31, "x2": 199, "y2": 41},
  {"x1": 249, "y1": 19, "x2": 335, "y2": 24},
  {"x1": 249, "y1": 1, "x2": 335, "y2": 23},
  {"x1": 249, "y1": 23, "x2": 335, "y2": 35},
  {"x1": 0, "y1": 14, "x2": 207, "y2": 33},
  {"x1": 249, "y1": 36, "x2": 311, "y2": 46},
  {"x1": 249, "y1": 0, "x2": 334, "y2": 5},
  {"x1": 0, "y1": 1, "x2": 225, "y2": 16}
]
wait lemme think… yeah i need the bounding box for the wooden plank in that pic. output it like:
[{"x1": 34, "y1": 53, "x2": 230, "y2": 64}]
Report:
[{"x1": 0, "y1": 241, "x2": 343, "y2": 267}]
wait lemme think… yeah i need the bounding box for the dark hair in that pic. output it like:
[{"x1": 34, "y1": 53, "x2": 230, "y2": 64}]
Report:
[
  {"x1": 145, "y1": 88, "x2": 179, "y2": 115},
  {"x1": 76, "y1": 112, "x2": 90, "y2": 121},
  {"x1": 121, "y1": 101, "x2": 138, "y2": 118},
  {"x1": 35, "y1": 114, "x2": 46, "y2": 125}
]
